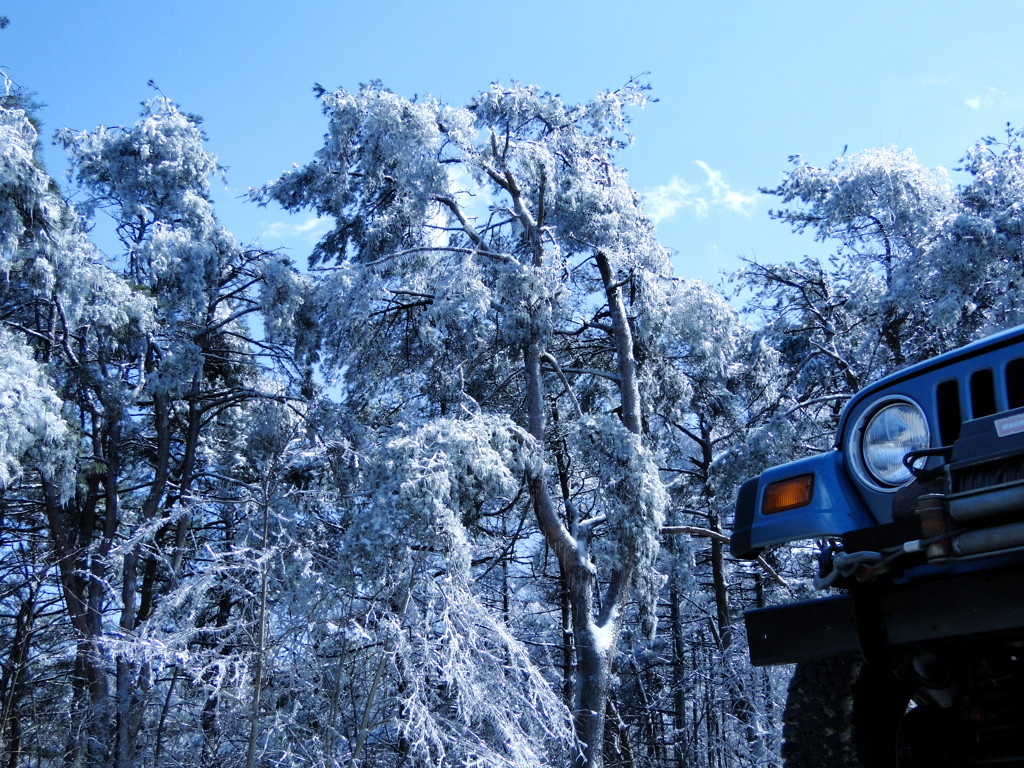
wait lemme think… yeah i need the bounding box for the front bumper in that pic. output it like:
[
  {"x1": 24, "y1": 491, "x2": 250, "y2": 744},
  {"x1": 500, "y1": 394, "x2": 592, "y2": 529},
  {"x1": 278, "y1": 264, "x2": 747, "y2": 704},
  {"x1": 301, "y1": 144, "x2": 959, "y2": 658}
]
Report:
[{"x1": 745, "y1": 565, "x2": 1024, "y2": 666}]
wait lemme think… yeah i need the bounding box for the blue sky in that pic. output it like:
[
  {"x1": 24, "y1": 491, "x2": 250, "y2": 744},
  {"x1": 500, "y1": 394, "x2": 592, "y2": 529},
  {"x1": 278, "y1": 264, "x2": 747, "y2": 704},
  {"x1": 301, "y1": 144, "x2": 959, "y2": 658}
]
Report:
[{"x1": 4, "y1": 1, "x2": 1023, "y2": 286}]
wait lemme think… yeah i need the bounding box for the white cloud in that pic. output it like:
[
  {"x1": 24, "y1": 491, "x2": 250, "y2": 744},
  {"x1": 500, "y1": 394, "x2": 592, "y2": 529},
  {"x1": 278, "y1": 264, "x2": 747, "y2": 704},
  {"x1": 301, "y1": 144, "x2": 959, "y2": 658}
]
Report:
[
  {"x1": 965, "y1": 86, "x2": 1007, "y2": 110},
  {"x1": 258, "y1": 215, "x2": 332, "y2": 246},
  {"x1": 643, "y1": 162, "x2": 758, "y2": 224},
  {"x1": 694, "y1": 161, "x2": 759, "y2": 216},
  {"x1": 294, "y1": 216, "x2": 329, "y2": 234},
  {"x1": 643, "y1": 176, "x2": 709, "y2": 223}
]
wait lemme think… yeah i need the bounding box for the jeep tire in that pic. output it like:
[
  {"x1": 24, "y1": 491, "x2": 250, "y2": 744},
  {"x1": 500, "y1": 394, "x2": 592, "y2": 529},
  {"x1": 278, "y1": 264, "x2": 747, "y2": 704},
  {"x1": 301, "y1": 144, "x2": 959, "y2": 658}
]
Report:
[{"x1": 781, "y1": 656, "x2": 959, "y2": 767}]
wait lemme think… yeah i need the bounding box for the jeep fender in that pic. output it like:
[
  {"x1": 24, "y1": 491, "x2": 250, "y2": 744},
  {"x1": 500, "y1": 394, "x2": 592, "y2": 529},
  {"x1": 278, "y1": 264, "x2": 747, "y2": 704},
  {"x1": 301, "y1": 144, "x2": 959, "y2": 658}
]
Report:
[{"x1": 731, "y1": 450, "x2": 875, "y2": 560}]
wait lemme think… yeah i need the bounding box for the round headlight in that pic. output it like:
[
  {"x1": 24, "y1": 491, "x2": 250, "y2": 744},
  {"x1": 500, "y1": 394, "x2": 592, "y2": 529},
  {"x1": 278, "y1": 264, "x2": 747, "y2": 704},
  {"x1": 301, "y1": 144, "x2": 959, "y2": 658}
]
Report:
[{"x1": 859, "y1": 400, "x2": 930, "y2": 487}]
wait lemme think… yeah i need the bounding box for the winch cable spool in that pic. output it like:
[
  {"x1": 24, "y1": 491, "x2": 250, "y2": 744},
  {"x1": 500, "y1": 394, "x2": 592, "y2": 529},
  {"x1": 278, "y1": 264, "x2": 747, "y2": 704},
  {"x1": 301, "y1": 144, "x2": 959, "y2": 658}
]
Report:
[{"x1": 955, "y1": 454, "x2": 1024, "y2": 492}]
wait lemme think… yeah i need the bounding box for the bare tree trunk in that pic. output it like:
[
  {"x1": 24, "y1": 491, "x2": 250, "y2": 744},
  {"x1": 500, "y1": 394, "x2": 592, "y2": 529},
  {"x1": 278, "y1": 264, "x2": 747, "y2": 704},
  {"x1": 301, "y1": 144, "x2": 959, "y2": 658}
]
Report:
[
  {"x1": 1, "y1": 589, "x2": 37, "y2": 768},
  {"x1": 709, "y1": 523, "x2": 733, "y2": 652},
  {"x1": 153, "y1": 667, "x2": 179, "y2": 766},
  {"x1": 669, "y1": 583, "x2": 688, "y2": 766},
  {"x1": 200, "y1": 589, "x2": 234, "y2": 768},
  {"x1": 594, "y1": 252, "x2": 642, "y2": 436},
  {"x1": 567, "y1": 575, "x2": 611, "y2": 768},
  {"x1": 350, "y1": 567, "x2": 416, "y2": 767},
  {"x1": 560, "y1": 575, "x2": 576, "y2": 706},
  {"x1": 115, "y1": 546, "x2": 150, "y2": 768},
  {"x1": 42, "y1": 473, "x2": 112, "y2": 766},
  {"x1": 246, "y1": 484, "x2": 272, "y2": 768}
]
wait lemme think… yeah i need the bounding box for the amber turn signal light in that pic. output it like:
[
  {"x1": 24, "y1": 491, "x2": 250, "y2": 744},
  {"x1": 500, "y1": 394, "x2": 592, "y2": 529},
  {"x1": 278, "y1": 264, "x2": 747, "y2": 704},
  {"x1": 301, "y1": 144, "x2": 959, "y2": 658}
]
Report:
[{"x1": 762, "y1": 474, "x2": 814, "y2": 515}]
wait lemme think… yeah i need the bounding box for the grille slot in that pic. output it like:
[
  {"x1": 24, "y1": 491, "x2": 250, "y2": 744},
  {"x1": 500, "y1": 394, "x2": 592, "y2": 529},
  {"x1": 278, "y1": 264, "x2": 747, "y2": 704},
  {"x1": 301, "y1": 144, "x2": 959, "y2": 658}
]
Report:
[
  {"x1": 937, "y1": 379, "x2": 962, "y2": 446},
  {"x1": 971, "y1": 368, "x2": 997, "y2": 419},
  {"x1": 935, "y1": 358, "x2": 1024, "y2": 447},
  {"x1": 1008, "y1": 359, "x2": 1024, "y2": 409}
]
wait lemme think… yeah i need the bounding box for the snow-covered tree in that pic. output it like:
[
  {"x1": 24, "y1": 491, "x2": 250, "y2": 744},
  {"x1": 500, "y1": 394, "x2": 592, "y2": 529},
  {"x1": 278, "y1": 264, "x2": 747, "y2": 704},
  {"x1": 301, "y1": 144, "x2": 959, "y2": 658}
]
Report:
[
  {"x1": 0, "y1": 96, "x2": 156, "y2": 764},
  {"x1": 928, "y1": 125, "x2": 1024, "y2": 342},
  {"x1": 0, "y1": 90, "x2": 296, "y2": 766},
  {"x1": 748, "y1": 135, "x2": 1024, "y2": 398},
  {"x1": 257, "y1": 80, "x2": 673, "y2": 768},
  {"x1": 54, "y1": 96, "x2": 296, "y2": 768},
  {"x1": 630, "y1": 276, "x2": 791, "y2": 765},
  {"x1": 754, "y1": 147, "x2": 953, "y2": 375}
]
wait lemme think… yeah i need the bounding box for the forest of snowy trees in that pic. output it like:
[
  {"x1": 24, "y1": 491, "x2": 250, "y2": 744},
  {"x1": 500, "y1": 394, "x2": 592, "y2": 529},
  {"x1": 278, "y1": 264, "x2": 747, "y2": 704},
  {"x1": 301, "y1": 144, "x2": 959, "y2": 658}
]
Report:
[{"x1": 4, "y1": 67, "x2": 1024, "y2": 768}]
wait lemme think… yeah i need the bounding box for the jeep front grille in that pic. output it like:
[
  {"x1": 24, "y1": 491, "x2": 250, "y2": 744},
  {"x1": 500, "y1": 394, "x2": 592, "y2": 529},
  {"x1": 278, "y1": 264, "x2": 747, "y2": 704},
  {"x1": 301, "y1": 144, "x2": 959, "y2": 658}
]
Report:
[{"x1": 936, "y1": 356, "x2": 1024, "y2": 446}]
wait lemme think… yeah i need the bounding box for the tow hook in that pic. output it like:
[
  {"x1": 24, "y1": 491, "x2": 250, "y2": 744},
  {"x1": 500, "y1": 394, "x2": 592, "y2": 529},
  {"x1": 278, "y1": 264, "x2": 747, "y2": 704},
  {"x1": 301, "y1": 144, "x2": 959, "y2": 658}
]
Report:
[{"x1": 813, "y1": 544, "x2": 888, "y2": 588}]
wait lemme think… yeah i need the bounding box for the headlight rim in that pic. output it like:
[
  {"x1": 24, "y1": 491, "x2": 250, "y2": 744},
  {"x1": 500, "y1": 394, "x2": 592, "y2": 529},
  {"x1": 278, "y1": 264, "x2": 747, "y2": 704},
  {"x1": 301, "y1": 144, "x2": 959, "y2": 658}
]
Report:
[{"x1": 848, "y1": 396, "x2": 931, "y2": 492}]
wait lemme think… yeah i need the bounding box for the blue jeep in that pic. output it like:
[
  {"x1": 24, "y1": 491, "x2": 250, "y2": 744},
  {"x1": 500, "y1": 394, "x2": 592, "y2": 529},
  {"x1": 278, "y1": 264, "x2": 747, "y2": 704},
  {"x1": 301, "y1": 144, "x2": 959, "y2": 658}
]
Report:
[{"x1": 732, "y1": 325, "x2": 1024, "y2": 767}]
